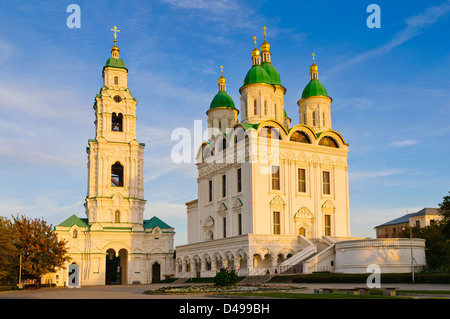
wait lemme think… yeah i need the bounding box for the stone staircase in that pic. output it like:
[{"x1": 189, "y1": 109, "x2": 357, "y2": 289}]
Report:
[
  {"x1": 238, "y1": 274, "x2": 271, "y2": 285},
  {"x1": 172, "y1": 277, "x2": 189, "y2": 284}
]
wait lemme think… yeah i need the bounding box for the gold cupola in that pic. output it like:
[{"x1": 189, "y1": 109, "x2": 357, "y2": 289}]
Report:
[
  {"x1": 218, "y1": 65, "x2": 226, "y2": 92},
  {"x1": 251, "y1": 36, "x2": 261, "y2": 66},
  {"x1": 260, "y1": 26, "x2": 271, "y2": 63},
  {"x1": 310, "y1": 52, "x2": 319, "y2": 80}
]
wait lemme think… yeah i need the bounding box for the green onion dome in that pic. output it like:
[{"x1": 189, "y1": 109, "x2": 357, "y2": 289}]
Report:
[
  {"x1": 104, "y1": 57, "x2": 127, "y2": 70},
  {"x1": 243, "y1": 65, "x2": 271, "y2": 86},
  {"x1": 209, "y1": 91, "x2": 235, "y2": 109},
  {"x1": 261, "y1": 62, "x2": 281, "y2": 86},
  {"x1": 301, "y1": 79, "x2": 328, "y2": 99}
]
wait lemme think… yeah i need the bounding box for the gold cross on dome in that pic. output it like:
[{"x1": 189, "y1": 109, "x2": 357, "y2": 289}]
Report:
[
  {"x1": 263, "y1": 26, "x2": 267, "y2": 39},
  {"x1": 111, "y1": 26, "x2": 120, "y2": 40},
  {"x1": 220, "y1": 65, "x2": 224, "y2": 76},
  {"x1": 312, "y1": 52, "x2": 316, "y2": 63},
  {"x1": 253, "y1": 36, "x2": 257, "y2": 47}
]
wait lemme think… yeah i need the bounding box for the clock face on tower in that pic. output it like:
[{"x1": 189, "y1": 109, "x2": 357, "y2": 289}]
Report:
[{"x1": 114, "y1": 95, "x2": 122, "y2": 103}]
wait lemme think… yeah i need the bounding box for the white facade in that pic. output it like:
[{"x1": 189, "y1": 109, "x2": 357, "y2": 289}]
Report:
[
  {"x1": 176, "y1": 33, "x2": 353, "y2": 277},
  {"x1": 50, "y1": 39, "x2": 175, "y2": 287},
  {"x1": 175, "y1": 32, "x2": 427, "y2": 277}
]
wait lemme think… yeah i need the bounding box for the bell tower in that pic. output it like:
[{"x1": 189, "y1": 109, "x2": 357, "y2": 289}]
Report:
[{"x1": 85, "y1": 27, "x2": 146, "y2": 226}]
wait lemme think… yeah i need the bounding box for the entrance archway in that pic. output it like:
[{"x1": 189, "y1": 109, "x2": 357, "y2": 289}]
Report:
[
  {"x1": 106, "y1": 249, "x2": 120, "y2": 285},
  {"x1": 105, "y1": 248, "x2": 128, "y2": 285},
  {"x1": 152, "y1": 262, "x2": 161, "y2": 283}
]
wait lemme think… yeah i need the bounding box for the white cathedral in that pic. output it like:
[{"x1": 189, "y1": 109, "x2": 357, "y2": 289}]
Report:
[
  {"x1": 174, "y1": 29, "x2": 427, "y2": 278},
  {"x1": 48, "y1": 28, "x2": 427, "y2": 287}
]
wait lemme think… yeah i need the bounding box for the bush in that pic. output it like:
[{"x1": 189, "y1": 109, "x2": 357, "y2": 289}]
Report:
[{"x1": 213, "y1": 268, "x2": 239, "y2": 287}]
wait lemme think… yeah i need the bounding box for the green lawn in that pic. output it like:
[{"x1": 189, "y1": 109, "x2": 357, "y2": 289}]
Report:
[{"x1": 215, "y1": 291, "x2": 400, "y2": 299}]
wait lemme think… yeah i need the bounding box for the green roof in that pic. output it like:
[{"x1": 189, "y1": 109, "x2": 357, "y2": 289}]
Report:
[
  {"x1": 301, "y1": 79, "x2": 328, "y2": 99},
  {"x1": 209, "y1": 91, "x2": 235, "y2": 109},
  {"x1": 143, "y1": 216, "x2": 173, "y2": 229},
  {"x1": 104, "y1": 57, "x2": 127, "y2": 71},
  {"x1": 57, "y1": 214, "x2": 89, "y2": 228},
  {"x1": 261, "y1": 62, "x2": 281, "y2": 86},
  {"x1": 243, "y1": 65, "x2": 271, "y2": 86}
]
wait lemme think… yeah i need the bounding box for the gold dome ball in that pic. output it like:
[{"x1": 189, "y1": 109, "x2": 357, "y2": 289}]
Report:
[
  {"x1": 310, "y1": 63, "x2": 318, "y2": 72},
  {"x1": 111, "y1": 45, "x2": 120, "y2": 53},
  {"x1": 260, "y1": 40, "x2": 270, "y2": 52},
  {"x1": 252, "y1": 47, "x2": 260, "y2": 57},
  {"x1": 218, "y1": 75, "x2": 226, "y2": 84}
]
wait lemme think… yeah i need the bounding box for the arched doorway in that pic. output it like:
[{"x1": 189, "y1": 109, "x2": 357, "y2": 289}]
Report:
[
  {"x1": 106, "y1": 249, "x2": 120, "y2": 285},
  {"x1": 105, "y1": 248, "x2": 128, "y2": 285},
  {"x1": 152, "y1": 262, "x2": 161, "y2": 283}
]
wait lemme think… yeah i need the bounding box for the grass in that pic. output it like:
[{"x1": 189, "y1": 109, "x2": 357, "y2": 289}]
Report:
[
  {"x1": 269, "y1": 272, "x2": 450, "y2": 284},
  {"x1": 215, "y1": 292, "x2": 401, "y2": 299}
]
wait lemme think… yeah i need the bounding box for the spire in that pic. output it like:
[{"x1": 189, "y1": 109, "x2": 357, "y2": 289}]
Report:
[
  {"x1": 218, "y1": 65, "x2": 226, "y2": 92},
  {"x1": 110, "y1": 26, "x2": 120, "y2": 59},
  {"x1": 260, "y1": 26, "x2": 271, "y2": 63},
  {"x1": 310, "y1": 52, "x2": 319, "y2": 80},
  {"x1": 251, "y1": 36, "x2": 261, "y2": 66}
]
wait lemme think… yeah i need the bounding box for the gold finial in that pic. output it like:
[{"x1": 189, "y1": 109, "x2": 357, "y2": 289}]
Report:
[
  {"x1": 110, "y1": 26, "x2": 121, "y2": 58},
  {"x1": 260, "y1": 26, "x2": 271, "y2": 55},
  {"x1": 310, "y1": 52, "x2": 319, "y2": 80},
  {"x1": 218, "y1": 65, "x2": 226, "y2": 91},
  {"x1": 253, "y1": 36, "x2": 257, "y2": 48}
]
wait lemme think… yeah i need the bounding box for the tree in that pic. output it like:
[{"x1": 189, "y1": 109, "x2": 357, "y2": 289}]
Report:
[
  {"x1": 0, "y1": 217, "x2": 17, "y2": 283},
  {"x1": 399, "y1": 223, "x2": 447, "y2": 272},
  {"x1": 439, "y1": 191, "x2": 450, "y2": 239},
  {"x1": 398, "y1": 191, "x2": 450, "y2": 272},
  {"x1": 213, "y1": 268, "x2": 239, "y2": 287},
  {"x1": 10, "y1": 214, "x2": 71, "y2": 283}
]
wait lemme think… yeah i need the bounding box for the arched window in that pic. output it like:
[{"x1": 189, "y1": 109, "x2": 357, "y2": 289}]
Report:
[
  {"x1": 290, "y1": 131, "x2": 311, "y2": 143},
  {"x1": 73, "y1": 229, "x2": 78, "y2": 238},
  {"x1": 111, "y1": 162, "x2": 124, "y2": 186},
  {"x1": 312, "y1": 111, "x2": 316, "y2": 126},
  {"x1": 264, "y1": 100, "x2": 267, "y2": 115},
  {"x1": 114, "y1": 210, "x2": 120, "y2": 223},
  {"x1": 253, "y1": 99, "x2": 257, "y2": 115},
  {"x1": 112, "y1": 113, "x2": 123, "y2": 132},
  {"x1": 154, "y1": 229, "x2": 159, "y2": 239},
  {"x1": 319, "y1": 136, "x2": 338, "y2": 148},
  {"x1": 114, "y1": 76, "x2": 119, "y2": 85}
]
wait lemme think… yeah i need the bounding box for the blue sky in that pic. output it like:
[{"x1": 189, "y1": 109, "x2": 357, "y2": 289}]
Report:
[{"x1": 0, "y1": 0, "x2": 449, "y2": 246}]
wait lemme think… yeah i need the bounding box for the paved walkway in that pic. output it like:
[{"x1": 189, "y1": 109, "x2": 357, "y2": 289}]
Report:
[
  {"x1": 0, "y1": 283, "x2": 217, "y2": 299},
  {"x1": 1, "y1": 282, "x2": 449, "y2": 299}
]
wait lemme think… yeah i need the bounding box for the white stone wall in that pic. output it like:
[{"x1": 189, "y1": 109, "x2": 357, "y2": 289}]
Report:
[{"x1": 334, "y1": 238, "x2": 426, "y2": 273}]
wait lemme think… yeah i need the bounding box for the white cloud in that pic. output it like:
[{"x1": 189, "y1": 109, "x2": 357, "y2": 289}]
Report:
[
  {"x1": 162, "y1": 0, "x2": 239, "y2": 11},
  {"x1": 391, "y1": 139, "x2": 419, "y2": 148},
  {"x1": 327, "y1": 0, "x2": 450, "y2": 76},
  {"x1": 145, "y1": 200, "x2": 186, "y2": 220},
  {"x1": 349, "y1": 169, "x2": 405, "y2": 182}
]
